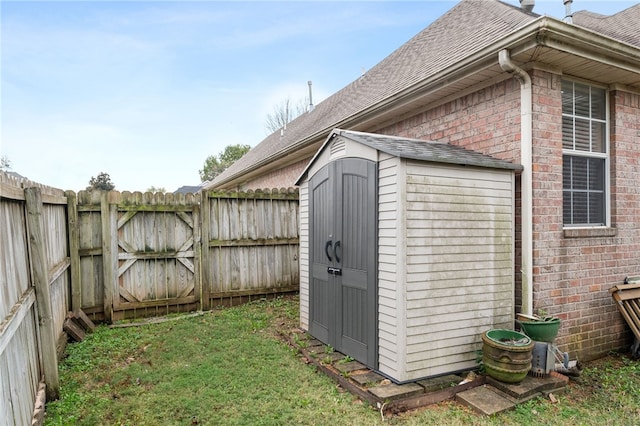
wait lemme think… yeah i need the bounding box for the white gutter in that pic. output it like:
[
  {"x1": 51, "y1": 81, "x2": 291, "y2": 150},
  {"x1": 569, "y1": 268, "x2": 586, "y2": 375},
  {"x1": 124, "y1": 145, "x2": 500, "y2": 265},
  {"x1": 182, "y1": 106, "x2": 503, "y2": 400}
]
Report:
[{"x1": 498, "y1": 49, "x2": 533, "y2": 316}]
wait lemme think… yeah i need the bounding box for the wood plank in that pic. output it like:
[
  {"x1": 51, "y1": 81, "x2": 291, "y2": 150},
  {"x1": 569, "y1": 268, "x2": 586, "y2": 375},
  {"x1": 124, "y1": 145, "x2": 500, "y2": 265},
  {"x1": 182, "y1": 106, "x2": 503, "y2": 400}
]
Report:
[
  {"x1": 48, "y1": 258, "x2": 70, "y2": 286},
  {"x1": 176, "y1": 211, "x2": 194, "y2": 228},
  {"x1": 31, "y1": 381, "x2": 47, "y2": 426},
  {"x1": 613, "y1": 287, "x2": 640, "y2": 301},
  {"x1": 177, "y1": 236, "x2": 194, "y2": 253},
  {"x1": 116, "y1": 204, "x2": 194, "y2": 212},
  {"x1": 0, "y1": 180, "x2": 26, "y2": 200},
  {"x1": 63, "y1": 318, "x2": 86, "y2": 342},
  {"x1": 117, "y1": 210, "x2": 138, "y2": 230},
  {"x1": 114, "y1": 248, "x2": 195, "y2": 261},
  {"x1": 117, "y1": 238, "x2": 138, "y2": 255},
  {"x1": 609, "y1": 282, "x2": 640, "y2": 293},
  {"x1": 386, "y1": 377, "x2": 486, "y2": 414},
  {"x1": 628, "y1": 299, "x2": 640, "y2": 320},
  {"x1": 78, "y1": 247, "x2": 102, "y2": 257},
  {"x1": 205, "y1": 189, "x2": 299, "y2": 200},
  {"x1": 200, "y1": 191, "x2": 211, "y2": 310},
  {"x1": 208, "y1": 237, "x2": 299, "y2": 247},
  {"x1": 177, "y1": 257, "x2": 195, "y2": 274},
  {"x1": 177, "y1": 284, "x2": 195, "y2": 299},
  {"x1": 0, "y1": 288, "x2": 36, "y2": 355},
  {"x1": 70, "y1": 309, "x2": 96, "y2": 333},
  {"x1": 207, "y1": 285, "x2": 299, "y2": 300},
  {"x1": 192, "y1": 202, "x2": 202, "y2": 311},
  {"x1": 118, "y1": 286, "x2": 140, "y2": 303},
  {"x1": 101, "y1": 192, "x2": 115, "y2": 321},
  {"x1": 25, "y1": 187, "x2": 60, "y2": 401},
  {"x1": 117, "y1": 295, "x2": 198, "y2": 309},
  {"x1": 40, "y1": 193, "x2": 68, "y2": 205},
  {"x1": 66, "y1": 191, "x2": 82, "y2": 312},
  {"x1": 623, "y1": 300, "x2": 640, "y2": 339},
  {"x1": 612, "y1": 292, "x2": 640, "y2": 340}
]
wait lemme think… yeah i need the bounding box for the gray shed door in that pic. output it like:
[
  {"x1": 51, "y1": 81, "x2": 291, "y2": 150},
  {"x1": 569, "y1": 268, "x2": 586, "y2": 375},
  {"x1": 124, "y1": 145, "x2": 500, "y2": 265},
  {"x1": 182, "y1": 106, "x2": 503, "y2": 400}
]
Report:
[{"x1": 309, "y1": 158, "x2": 377, "y2": 368}]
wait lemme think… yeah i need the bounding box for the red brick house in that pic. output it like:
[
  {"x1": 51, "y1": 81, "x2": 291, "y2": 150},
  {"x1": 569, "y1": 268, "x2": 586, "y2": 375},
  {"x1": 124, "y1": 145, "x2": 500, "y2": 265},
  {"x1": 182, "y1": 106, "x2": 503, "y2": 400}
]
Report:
[{"x1": 207, "y1": 0, "x2": 640, "y2": 362}]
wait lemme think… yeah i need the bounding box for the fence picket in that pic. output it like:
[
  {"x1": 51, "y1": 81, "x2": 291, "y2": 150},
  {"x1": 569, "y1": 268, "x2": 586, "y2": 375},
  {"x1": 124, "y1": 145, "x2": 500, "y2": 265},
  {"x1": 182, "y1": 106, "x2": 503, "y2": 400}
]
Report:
[{"x1": 2, "y1": 172, "x2": 300, "y2": 424}]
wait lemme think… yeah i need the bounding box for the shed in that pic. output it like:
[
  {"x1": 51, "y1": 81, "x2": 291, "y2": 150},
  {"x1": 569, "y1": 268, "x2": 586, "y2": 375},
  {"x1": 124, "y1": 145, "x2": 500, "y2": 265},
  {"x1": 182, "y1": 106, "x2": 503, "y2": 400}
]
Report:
[{"x1": 296, "y1": 129, "x2": 523, "y2": 383}]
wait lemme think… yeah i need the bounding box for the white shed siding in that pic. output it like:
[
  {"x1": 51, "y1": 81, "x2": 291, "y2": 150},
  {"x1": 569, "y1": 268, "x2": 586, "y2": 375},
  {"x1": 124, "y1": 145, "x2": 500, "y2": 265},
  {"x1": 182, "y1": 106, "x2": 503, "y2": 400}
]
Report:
[
  {"x1": 300, "y1": 131, "x2": 518, "y2": 383},
  {"x1": 402, "y1": 161, "x2": 514, "y2": 380},
  {"x1": 376, "y1": 154, "x2": 403, "y2": 378},
  {"x1": 299, "y1": 181, "x2": 310, "y2": 330}
]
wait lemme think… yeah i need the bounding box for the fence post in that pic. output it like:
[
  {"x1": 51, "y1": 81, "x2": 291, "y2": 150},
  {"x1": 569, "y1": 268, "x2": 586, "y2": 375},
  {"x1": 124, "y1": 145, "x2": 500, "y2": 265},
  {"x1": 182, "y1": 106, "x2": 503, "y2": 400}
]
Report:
[
  {"x1": 101, "y1": 191, "x2": 114, "y2": 322},
  {"x1": 66, "y1": 190, "x2": 82, "y2": 312},
  {"x1": 25, "y1": 187, "x2": 60, "y2": 401},
  {"x1": 200, "y1": 190, "x2": 211, "y2": 311}
]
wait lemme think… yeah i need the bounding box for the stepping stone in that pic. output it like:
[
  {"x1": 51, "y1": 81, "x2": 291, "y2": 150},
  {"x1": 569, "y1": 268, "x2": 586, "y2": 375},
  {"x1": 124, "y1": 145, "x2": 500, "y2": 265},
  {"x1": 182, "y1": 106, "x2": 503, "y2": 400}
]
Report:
[
  {"x1": 335, "y1": 360, "x2": 366, "y2": 374},
  {"x1": 456, "y1": 385, "x2": 515, "y2": 415},
  {"x1": 487, "y1": 374, "x2": 567, "y2": 402},
  {"x1": 350, "y1": 371, "x2": 384, "y2": 387},
  {"x1": 306, "y1": 345, "x2": 332, "y2": 355},
  {"x1": 487, "y1": 376, "x2": 543, "y2": 401},
  {"x1": 306, "y1": 339, "x2": 324, "y2": 348},
  {"x1": 417, "y1": 374, "x2": 462, "y2": 393},
  {"x1": 368, "y1": 382, "x2": 424, "y2": 401},
  {"x1": 318, "y1": 352, "x2": 344, "y2": 363}
]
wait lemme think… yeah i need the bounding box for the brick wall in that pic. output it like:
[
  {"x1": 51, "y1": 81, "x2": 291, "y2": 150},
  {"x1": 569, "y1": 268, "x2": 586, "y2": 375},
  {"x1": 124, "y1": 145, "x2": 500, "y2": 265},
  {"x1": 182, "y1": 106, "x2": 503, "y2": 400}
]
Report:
[
  {"x1": 530, "y1": 72, "x2": 639, "y2": 359},
  {"x1": 378, "y1": 71, "x2": 639, "y2": 360},
  {"x1": 379, "y1": 78, "x2": 522, "y2": 164}
]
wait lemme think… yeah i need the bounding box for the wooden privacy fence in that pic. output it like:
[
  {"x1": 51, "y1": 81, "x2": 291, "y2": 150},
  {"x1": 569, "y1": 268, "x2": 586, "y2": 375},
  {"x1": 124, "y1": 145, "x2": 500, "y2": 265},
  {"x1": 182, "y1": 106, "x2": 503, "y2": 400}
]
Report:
[
  {"x1": 2, "y1": 169, "x2": 299, "y2": 424},
  {"x1": 71, "y1": 188, "x2": 300, "y2": 321},
  {"x1": 1, "y1": 173, "x2": 67, "y2": 425}
]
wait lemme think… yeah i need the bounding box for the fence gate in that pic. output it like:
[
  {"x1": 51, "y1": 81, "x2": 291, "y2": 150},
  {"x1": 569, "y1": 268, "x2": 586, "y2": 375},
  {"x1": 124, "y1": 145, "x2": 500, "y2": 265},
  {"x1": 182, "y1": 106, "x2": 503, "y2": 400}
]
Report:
[{"x1": 102, "y1": 192, "x2": 201, "y2": 321}]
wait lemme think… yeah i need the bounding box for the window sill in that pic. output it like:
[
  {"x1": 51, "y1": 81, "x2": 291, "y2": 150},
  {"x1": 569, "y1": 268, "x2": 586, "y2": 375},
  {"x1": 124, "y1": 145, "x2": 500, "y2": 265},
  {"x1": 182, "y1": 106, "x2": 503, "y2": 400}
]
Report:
[{"x1": 563, "y1": 227, "x2": 617, "y2": 238}]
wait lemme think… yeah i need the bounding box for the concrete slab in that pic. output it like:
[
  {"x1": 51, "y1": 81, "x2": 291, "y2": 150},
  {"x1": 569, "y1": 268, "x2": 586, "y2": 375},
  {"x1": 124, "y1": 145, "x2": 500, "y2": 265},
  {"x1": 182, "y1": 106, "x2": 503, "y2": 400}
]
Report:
[
  {"x1": 417, "y1": 374, "x2": 462, "y2": 393},
  {"x1": 369, "y1": 382, "x2": 424, "y2": 401},
  {"x1": 456, "y1": 385, "x2": 515, "y2": 416},
  {"x1": 350, "y1": 371, "x2": 384, "y2": 387}
]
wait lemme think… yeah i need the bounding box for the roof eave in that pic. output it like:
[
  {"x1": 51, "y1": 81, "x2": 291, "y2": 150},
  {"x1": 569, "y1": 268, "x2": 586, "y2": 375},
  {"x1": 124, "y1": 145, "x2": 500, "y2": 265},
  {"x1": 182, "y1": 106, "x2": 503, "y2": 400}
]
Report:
[{"x1": 213, "y1": 16, "x2": 640, "y2": 189}]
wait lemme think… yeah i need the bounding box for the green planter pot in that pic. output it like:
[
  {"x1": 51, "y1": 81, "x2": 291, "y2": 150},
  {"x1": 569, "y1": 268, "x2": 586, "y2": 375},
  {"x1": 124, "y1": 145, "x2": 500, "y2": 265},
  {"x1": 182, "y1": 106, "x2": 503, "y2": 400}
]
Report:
[
  {"x1": 517, "y1": 318, "x2": 561, "y2": 342},
  {"x1": 482, "y1": 329, "x2": 534, "y2": 383}
]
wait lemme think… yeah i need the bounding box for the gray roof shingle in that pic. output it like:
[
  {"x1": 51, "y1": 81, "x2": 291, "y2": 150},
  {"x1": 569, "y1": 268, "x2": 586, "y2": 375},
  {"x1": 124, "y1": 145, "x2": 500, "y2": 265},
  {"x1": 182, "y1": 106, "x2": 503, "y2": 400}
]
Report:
[
  {"x1": 212, "y1": 0, "x2": 535, "y2": 187},
  {"x1": 572, "y1": 4, "x2": 640, "y2": 48},
  {"x1": 211, "y1": 0, "x2": 638, "y2": 188},
  {"x1": 334, "y1": 129, "x2": 523, "y2": 171}
]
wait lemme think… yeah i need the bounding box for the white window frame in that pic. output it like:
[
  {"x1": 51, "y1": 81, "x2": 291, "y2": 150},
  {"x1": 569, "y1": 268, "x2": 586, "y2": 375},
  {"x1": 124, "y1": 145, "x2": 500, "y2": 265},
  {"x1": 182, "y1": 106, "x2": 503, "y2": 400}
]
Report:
[{"x1": 561, "y1": 79, "x2": 610, "y2": 228}]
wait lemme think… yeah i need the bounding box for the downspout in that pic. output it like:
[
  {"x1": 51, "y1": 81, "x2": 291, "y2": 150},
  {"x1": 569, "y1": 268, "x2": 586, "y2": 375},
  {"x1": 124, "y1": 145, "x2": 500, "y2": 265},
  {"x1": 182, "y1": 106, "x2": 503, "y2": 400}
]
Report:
[{"x1": 498, "y1": 49, "x2": 533, "y2": 316}]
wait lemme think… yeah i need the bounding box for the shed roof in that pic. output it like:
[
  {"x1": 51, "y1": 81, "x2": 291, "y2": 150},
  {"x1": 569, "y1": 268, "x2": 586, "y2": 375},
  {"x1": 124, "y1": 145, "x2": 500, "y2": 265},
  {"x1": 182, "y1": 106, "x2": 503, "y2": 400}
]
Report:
[
  {"x1": 337, "y1": 130, "x2": 523, "y2": 170},
  {"x1": 296, "y1": 129, "x2": 523, "y2": 185}
]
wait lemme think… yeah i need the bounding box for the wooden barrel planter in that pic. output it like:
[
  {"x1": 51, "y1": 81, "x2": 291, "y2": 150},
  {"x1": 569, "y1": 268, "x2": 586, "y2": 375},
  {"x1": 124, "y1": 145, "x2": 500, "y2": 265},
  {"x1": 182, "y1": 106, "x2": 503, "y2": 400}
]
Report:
[{"x1": 482, "y1": 329, "x2": 534, "y2": 383}]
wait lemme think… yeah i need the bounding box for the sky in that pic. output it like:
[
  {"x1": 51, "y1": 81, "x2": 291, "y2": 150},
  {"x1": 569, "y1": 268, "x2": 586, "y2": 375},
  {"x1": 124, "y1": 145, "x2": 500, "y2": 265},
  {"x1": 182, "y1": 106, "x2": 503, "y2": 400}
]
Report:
[{"x1": 1, "y1": 0, "x2": 637, "y2": 192}]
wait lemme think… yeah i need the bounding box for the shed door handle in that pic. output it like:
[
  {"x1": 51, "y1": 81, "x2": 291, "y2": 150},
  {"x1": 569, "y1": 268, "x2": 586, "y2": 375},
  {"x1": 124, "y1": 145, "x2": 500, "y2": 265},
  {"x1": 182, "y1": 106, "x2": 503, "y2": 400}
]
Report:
[
  {"x1": 334, "y1": 241, "x2": 341, "y2": 263},
  {"x1": 325, "y1": 240, "x2": 333, "y2": 262}
]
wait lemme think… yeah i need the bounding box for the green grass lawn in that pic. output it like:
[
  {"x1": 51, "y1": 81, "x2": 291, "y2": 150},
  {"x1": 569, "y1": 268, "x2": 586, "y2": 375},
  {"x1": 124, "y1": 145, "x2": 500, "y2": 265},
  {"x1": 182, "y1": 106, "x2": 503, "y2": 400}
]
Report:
[{"x1": 45, "y1": 296, "x2": 640, "y2": 425}]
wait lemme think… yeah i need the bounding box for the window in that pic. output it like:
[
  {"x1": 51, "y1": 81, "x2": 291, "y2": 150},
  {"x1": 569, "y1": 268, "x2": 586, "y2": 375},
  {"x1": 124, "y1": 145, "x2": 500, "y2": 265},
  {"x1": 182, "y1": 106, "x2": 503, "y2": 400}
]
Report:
[{"x1": 562, "y1": 80, "x2": 608, "y2": 226}]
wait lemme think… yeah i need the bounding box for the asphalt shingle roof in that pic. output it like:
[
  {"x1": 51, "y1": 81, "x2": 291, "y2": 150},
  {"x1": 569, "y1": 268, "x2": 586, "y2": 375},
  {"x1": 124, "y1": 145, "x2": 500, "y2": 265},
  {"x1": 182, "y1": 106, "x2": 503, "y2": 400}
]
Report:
[
  {"x1": 334, "y1": 129, "x2": 523, "y2": 171},
  {"x1": 572, "y1": 4, "x2": 640, "y2": 48},
  {"x1": 211, "y1": 0, "x2": 639, "y2": 188}
]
